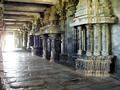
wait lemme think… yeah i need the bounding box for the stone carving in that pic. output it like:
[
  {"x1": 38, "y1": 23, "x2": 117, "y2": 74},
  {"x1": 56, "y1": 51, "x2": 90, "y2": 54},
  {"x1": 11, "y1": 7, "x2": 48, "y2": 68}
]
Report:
[
  {"x1": 75, "y1": 56, "x2": 112, "y2": 77},
  {"x1": 71, "y1": 0, "x2": 116, "y2": 77},
  {"x1": 71, "y1": 0, "x2": 116, "y2": 27}
]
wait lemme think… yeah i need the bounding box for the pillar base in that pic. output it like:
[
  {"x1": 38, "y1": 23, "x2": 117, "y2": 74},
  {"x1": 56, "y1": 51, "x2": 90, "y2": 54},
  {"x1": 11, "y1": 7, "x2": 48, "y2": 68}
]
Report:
[
  {"x1": 31, "y1": 48, "x2": 37, "y2": 55},
  {"x1": 94, "y1": 51, "x2": 101, "y2": 56},
  {"x1": 102, "y1": 51, "x2": 109, "y2": 56},
  {"x1": 59, "y1": 54, "x2": 68, "y2": 63},
  {"x1": 86, "y1": 51, "x2": 93, "y2": 56},
  {"x1": 78, "y1": 50, "x2": 83, "y2": 55},
  {"x1": 22, "y1": 47, "x2": 27, "y2": 51},
  {"x1": 42, "y1": 54, "x2": 46, "y2": 59},
  {"x1": 50, "y1": 59, "x2": 54, "y2": 62},
  {"x1": 75, "y1": 56, "x2": 112, "y2": 77}
]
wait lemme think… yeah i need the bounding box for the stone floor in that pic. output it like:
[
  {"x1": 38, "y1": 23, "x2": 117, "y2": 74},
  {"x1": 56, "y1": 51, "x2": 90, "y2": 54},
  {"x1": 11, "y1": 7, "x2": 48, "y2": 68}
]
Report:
[{"x1": 0, "y1": 52, "x2": 120, "y2": 90}]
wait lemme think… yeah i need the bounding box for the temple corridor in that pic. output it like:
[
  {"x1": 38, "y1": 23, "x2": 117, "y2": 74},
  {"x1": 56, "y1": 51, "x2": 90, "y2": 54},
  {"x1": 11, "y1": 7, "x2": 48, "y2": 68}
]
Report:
[
  {"x1": 1, "y1": 0, "x2": 120, "y2": 89},
  {"x1": 0, "y1": 51, "x2": 120, "y2": 90}
]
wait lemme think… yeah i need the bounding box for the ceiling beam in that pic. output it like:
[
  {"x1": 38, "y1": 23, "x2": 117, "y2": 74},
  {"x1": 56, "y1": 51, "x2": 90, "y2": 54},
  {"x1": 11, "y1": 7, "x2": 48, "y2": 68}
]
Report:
[
  {"x1": 4, "y1": 24, "x2": 22, "y2": 31},
  {"x1": 4, "y1": 11, "x2": 40, "y2": 17},
  {"x1": 4, "y1": 15, "x2": 34, "y2": 22},
  {"x1": 4, "y1": 3, "x2": 48, "y2": 13},
  {"x1": 4, "y1": 22, "x2": 24, "y2": 25},
  {"x1": 4, "y1": 20, "x2": 30, "y2": 24},
  {"x1": 4, "y1": 19, "x2": 32, "y2": 23},
  {"x1": 4, "y1": 0, "x2": 58, "y2": 5},
  {"x1": 4, "y1": 19, "x2": 33, "y2": 22}
]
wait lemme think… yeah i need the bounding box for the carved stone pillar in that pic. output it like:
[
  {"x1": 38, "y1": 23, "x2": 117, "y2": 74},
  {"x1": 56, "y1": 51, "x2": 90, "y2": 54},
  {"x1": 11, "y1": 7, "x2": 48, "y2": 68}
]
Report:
[
  {"x1": 42, "y1": 35, "x2": 47, "y2": 59},
  {"x1": 86, "y1": 25, "x2": 94, "y2": 56},
  {"x1": 23, "y1": 31, "x2": 27, "y2": 50},
  {"x1": 27, "y1": 31, "x2": 31, "y2": 50},
  {"x1": 77, "y1": 26, "x2": 82, "y2": 55},
  {"x1": 82, "y1": 28, "x2": 86, "y2": 52},
  {"x1": 102, "y1": 24, "x2": 110, "y2": 56},
  {"x1": 49, "y1": 34, "x2": 56, "y2": 62},
  {"x1": 61, "y1": 34, "x2": 65, "y2": 55},
  {"x1": 94, "y1": 24, "x2": 102, "y2": 56}
]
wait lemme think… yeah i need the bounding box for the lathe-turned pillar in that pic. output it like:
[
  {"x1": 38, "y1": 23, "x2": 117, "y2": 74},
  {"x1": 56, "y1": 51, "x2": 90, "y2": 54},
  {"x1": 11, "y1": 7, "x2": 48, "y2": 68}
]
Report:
[
  {"x1": 86, "y1": 25, "x2": 94, "y2": 56},
  {"x1": 102, "y1": 24, "x2": 111, "y2": 56},
  {"x1": 41, "y1": 35, "x2": 47, "y2": 59},
  {"x1": 49, "y1": 34, "x2": 56, "y2": 62},
  {"x1": 94, "y1": 24, "x2": 102, "y2": 56},
  {"x1": 77, "y1": 26, "x2": 83, "y2": 55},
  {"x1": 61, "y1": 33, "x2": 65, "y2": 55},
  {"x1": 23, "y1": 31, "x2": 27, "y2": 50}
]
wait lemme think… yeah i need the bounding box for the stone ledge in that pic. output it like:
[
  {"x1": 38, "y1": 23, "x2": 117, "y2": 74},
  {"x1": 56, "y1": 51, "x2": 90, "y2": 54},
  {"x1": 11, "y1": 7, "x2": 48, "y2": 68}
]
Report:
[{"x1": 70, "y1": 16, "x2": 116, "y2": 27}]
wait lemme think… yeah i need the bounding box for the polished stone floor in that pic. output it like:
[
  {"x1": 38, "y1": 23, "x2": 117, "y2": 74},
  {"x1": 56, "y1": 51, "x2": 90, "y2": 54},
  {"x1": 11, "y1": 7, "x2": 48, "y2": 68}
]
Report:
[{"x1": 1, "y1": 52, "x2": 120, "y2": 90}]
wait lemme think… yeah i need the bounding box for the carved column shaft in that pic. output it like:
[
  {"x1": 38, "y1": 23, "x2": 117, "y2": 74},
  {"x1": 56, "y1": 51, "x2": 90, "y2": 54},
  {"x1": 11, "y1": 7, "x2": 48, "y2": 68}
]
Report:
[
  {"x1": 102, "y1": 24, "x2": 110, "y2": 56},
  {"x1": 77, "y1": 26, "x2": 82, "y2": 55},
  {"x1": 23, "y1": 31, "x2": 27, "y2": 49},
  {"x1": 82, "y1": 28, "x2": 86, "y2": 51},
  {"x1": 49, "y1": 34, "x2": 56, "y2": 62},
  {"x1": 27, "y1": 32, "x2": 30, "y2": 49},
  {"x1": 86, "y1": 25, "x2": 94, "y2": 56},
  {"x1": 61, "y1": 34, "x2": 65, "y2": 54},
  {"x1": 94, "y1": 24, "x2": 102, "y2": 56},
  {"x1": 42, "y1": 35, "x2": 47, "y2": 59}
]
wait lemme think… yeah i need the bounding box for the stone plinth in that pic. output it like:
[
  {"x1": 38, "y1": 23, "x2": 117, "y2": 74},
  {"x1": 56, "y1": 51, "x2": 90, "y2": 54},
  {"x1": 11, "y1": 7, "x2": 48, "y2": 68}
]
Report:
[{"x1": 75, "y1": 56, "x2": 112, "y2": 77}]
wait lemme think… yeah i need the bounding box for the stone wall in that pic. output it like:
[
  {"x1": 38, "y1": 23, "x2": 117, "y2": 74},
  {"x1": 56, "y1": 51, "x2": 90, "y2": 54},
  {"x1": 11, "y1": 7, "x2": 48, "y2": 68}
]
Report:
[{"x1": 111, "y1": 0, "x2": 120, "y2": 73}]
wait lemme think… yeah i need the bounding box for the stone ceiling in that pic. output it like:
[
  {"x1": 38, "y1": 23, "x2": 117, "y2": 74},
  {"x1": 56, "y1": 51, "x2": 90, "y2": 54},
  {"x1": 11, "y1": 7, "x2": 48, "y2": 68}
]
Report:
[{"x1": 1, "y1": 0, "x2": 58, "y2": 31}]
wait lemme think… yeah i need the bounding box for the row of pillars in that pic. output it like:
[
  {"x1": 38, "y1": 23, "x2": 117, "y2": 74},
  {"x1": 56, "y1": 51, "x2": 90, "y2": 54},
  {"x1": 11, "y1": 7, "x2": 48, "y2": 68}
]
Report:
[
  {"x1": 76, "y1": 23, "x2": 111, "y2": 56},
  {"x1": 22, "y1": 30, "x2": 65, "y2": 62},
  {"x1": 41, "y1": 34, "x2": 56, "y2": 62}
]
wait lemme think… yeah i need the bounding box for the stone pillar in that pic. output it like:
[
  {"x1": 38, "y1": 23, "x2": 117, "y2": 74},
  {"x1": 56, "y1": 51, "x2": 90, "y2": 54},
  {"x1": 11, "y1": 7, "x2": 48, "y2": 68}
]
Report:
[
  {"x1": 94, "y1": 24, "x2": 102, "y2": 56},
  {"x1": 102, "y1": 24, "x2": 110, "y2": 56},
  {"x1": 23, "y1": 31, "x2": 27, "y2": 50},
  {"x1": 77, "y1": 26, "x2": 83, "y2": 55},
  {"x1": 61, "y1": 34, "x2": 65, "y2": 55},
  {"x1": 82, "y1": 28, "x2": 86, "y2": 52},
  {"x1": 86, "y1": 25, "x2": 94, "y2": 56},
  {"x1": 42, "y1": 35, "x2": 47, "y2": 59},
  {"x1": 49, "y1": 34, "x2": 56, "y2": 62},
  {"x1": 27, "y1": 31, "x2": 31, "y2": 50}
]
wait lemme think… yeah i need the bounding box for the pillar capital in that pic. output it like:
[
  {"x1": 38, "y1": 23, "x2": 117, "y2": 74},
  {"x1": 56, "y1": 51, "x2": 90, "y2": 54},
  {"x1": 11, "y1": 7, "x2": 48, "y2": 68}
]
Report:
[
  {"x1": 77, "y1": 26, "x2": 82, "y2": 30},
  {"x1": 86, "y1": 24, "x2": 93, "y2": 30},
  {"x1": 48, "y1": 34, "x2": 56, "y2": 39}
]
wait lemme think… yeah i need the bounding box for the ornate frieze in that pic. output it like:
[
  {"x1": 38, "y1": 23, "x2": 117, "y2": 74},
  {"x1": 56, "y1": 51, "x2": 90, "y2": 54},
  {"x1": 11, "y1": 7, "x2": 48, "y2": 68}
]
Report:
[
  {"x1": 75, "y1": 56, "x2": 112, "y2": 77},
  {"x1": 70, "y1": 0, "x2": 116, "y2": 27}
]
